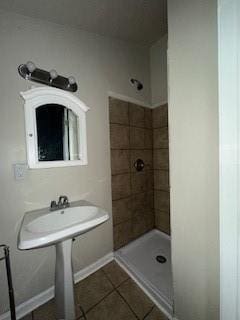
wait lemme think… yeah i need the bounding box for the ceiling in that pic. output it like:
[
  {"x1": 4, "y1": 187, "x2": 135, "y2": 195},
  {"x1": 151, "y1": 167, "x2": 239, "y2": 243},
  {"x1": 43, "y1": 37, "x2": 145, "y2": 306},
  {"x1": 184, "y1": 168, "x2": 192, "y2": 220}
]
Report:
[{"x1": 0, "y1": 0, "x2": 167, "y2": 46}]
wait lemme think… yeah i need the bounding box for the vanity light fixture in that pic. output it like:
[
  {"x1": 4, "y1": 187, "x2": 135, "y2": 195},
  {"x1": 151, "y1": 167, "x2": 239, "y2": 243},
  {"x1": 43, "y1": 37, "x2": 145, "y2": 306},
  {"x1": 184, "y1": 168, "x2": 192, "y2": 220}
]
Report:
[
  {"x1": 18, "y1": 61, "x2": 78, "y2": 92},
  {"x1": 67, "y1": 76, "x2": 76, "y2": 87},
  {"x1": 49, "y1": 69, "x2": 58, "y2": 83},
  {"x1": 26, "y1": 61, "x2": 36, "y2": 78}
]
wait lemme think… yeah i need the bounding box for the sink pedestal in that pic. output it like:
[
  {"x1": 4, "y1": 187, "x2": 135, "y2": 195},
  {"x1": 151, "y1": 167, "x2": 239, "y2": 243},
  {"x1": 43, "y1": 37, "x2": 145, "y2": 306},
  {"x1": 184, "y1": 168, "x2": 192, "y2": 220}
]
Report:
[{"x1": 55, "y1": 239, "x2": 75, "y2": 320}]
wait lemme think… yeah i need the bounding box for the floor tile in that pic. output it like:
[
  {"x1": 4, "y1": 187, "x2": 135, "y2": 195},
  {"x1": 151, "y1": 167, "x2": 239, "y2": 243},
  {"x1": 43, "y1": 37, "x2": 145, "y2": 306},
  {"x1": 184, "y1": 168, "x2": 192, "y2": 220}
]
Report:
[
  {"x1": 20, "y1": 314, "x2": 32, "y2": 320},
  {"x1": 75, "y1": 269, "x2": 114, "y2": 312},
  {"x1": 117, "y1": 278, "x2": 154, "y2": 319},
  {"x1": 144, "y1": 307, "x2": 169, "y2": 320},
  {"x1": 102, "y1": 261, "x2": 129, "y2": 287},
  {"x1": 32, "y1": 300, "x2": 56, "y2": 320},
  {"x1": 85, "y1": 291, "x2": 137, "y2": 320}
]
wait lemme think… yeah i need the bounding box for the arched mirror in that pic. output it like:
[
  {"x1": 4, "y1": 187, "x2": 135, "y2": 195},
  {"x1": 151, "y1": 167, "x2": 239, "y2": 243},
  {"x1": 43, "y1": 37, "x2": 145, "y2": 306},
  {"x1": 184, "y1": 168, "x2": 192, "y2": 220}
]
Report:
[{"x1": 20, "y1": 87, "x2": 89, "y2": 168}]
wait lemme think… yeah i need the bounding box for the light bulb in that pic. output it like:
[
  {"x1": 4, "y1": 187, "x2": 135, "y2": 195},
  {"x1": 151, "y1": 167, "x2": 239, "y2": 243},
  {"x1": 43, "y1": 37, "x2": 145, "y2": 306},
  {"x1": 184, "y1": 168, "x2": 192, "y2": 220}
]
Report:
[
  {"x1": 68, "y1": 76, "x2": 76, "y2": 85},
  {"x1": 49, "y1": 69, "x2": 58, "y2": 80},
  {"x1": 26, "y1": 61, "x2": 36, "y2": 73}
]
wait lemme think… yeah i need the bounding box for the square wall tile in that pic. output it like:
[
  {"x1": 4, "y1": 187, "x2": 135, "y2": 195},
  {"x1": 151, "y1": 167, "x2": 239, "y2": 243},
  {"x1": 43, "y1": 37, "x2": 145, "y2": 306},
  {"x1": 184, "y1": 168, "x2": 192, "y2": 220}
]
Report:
[
  {"x1": 144, "y1": 129, "x2": 153, "y2": 149},
  {"x1": 112, "y1": 197, "x2": 132, "y2": 226},
  {"x1": 114, "y1": 220, "x2": 132, "y2": 249},
  {"x1": 109, "y1": 97, "x2": 129, "y2": 125},
  {"x1": 144, "y1": 108, "x2": 152, "y2": 128},
  {"x1": 153, "y1": 127, "x2": 168, "y2": 149},
  {"x1": 154, "y1": 170, "x2": 169, "y2": 190},
  {"x1": 110, "y1": 124, "x2": 129, "y2": 149},
  {"x1": 132, "y1": 213, "x2": 154, "y2": 239},
  {"x1": 129, "y1": 103, "x2": 145, "y2": 127},
  {"x1": 146, "y1": 170, "x2": 154, "y2": 190},
  {"x1": 155, "y1": 210, "x2": 170, "y2": 235},
  {"x1": 111, "y1": 149, "x2": 130, "y2": 175},
  {"x1": 131, "y1": 191, "x2": 153, "y2": 215},
  {"x1": 131, "y1": 172, "x2": 147, "y2": 194},
  {"x1": 130, "y1": 127, "x2": 145, "y2": 149},
  {"x1": 153, "y1": 149, "x2": 169, "y2": 170},
  {"x1": 154, "y1": 190, "x2": 170, "y2": 213},
  {"x1": 112, "y1": 173, "x2": 131, "y2": 200},
  {"x1": 152, "y1": 104, "x2": 168, "y2": 128}
]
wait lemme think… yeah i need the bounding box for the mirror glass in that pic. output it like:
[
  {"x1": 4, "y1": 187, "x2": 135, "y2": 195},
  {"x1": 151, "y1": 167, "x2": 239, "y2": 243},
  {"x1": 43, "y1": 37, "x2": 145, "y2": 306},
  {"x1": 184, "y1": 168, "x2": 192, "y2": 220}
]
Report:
[{"x1": 36, "y1": 104, "x2": 79, "y2": 161}]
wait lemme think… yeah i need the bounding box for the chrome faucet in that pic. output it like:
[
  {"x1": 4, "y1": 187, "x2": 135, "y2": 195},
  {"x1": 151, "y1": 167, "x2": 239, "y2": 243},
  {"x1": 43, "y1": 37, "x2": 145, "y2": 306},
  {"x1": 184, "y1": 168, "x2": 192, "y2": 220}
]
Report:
[{"x1": 50, "y1": 195, "x2": 70, "y2": 211}]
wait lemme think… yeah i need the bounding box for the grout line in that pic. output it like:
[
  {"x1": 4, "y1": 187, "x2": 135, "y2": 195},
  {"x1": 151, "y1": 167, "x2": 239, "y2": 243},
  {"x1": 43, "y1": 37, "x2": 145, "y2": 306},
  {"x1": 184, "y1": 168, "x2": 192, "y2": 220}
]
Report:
[
  {"x1": 142, "y1": 306, "x2": 155, "y2": 320},
  {"x1": 110, "y1": 122, "x2": 152, "y2": 130},
  {"x1": 110, "y1": 148, "x2": 153, "y2": 151},
  {"x1": 84, "y1": 288, "x2": 115, "y2": 314},
  {"x1": 115, "y1": 286, "x2": 141, "y2": 320}
]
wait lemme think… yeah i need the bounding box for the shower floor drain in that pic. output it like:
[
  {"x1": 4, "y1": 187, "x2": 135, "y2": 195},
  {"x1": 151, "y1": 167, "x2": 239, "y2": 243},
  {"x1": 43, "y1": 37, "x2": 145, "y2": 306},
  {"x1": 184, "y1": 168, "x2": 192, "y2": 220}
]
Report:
[{"x1": 156, "y1": 255, "x2": 167, "y2": 263}]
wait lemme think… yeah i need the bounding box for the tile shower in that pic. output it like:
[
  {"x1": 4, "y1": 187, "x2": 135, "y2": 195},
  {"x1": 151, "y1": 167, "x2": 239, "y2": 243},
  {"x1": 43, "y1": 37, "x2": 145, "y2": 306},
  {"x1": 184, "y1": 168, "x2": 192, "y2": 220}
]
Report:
[
  {"x1": 109, "y1": 97, "x2": 170, "y2": 249},
  {"x1": 109, "y1": 97, "x2": 173, "y2": 316}
]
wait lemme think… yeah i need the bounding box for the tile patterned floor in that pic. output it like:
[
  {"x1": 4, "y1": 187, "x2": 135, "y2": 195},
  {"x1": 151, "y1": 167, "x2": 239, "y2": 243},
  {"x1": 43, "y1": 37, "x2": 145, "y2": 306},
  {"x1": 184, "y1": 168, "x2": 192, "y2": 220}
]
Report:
[{"x1": 20, "y1": 261, "x2": 168, "y2": 320}]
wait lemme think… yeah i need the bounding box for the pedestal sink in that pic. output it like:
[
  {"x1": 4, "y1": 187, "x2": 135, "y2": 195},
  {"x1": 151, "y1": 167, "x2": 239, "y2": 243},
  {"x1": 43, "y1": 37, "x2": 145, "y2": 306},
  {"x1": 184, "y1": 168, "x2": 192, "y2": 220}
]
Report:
[{"x1": 18, "y1": 200, "x2": 109, "y2": 320}]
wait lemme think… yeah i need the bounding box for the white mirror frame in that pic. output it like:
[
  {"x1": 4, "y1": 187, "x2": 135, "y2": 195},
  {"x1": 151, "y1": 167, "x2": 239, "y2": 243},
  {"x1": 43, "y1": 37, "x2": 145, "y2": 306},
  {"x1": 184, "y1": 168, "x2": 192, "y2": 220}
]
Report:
[{"x1": 20, "y1": 87, "x2": 89, "y2": 169}]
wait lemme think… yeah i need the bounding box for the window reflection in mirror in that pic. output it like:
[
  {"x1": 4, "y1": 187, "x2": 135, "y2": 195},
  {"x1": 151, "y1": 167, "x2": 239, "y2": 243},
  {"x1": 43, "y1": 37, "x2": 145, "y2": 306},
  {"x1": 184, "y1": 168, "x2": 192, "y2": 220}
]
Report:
[{"x1": 36, "y1": 104, "x2": 79, "y2": 161}]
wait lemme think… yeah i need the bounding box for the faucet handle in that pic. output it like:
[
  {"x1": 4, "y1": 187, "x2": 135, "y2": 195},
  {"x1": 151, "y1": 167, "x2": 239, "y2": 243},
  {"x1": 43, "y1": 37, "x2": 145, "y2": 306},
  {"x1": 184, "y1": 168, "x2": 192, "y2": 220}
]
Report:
[
  {"x1": 58, "y1": 195, "x2": 69, "y2": 207},
  {"x1": 50, "y1": 200, "x2": 57, "y2": 211}
]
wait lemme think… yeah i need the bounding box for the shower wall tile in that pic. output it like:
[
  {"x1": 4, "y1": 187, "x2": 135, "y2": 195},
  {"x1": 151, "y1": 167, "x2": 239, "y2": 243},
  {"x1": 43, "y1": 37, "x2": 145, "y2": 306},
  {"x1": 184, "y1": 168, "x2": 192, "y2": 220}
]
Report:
[
  {"x1": 129, "y1": 103, "x2": 145, "y2": 127},
  {"x1": 112, "y1": 173, "x2": 131, "y2": 200},
  {"x1": 132, "y1": 214, "x2": 154, "y2": 239},
  {"x1": 153, "y1": 127, "x2": 168, "y2": 149},
  {"x1": 154, "y1": 190, "x2": 170, "y2": 213},
  {"x1": 109, "y1": 97, "x2": 129, "y2": 125},
  {"x1": 113, "y1": 220, "x2": 132, "y2": 250},
  {"x1": 154, "y1": 170, "x2": 169, "y2": 190},
  {"x1": 152, "y1": 103, "x2": 168, "y2": 128},
  {"x1": 111, "y1": 150, "x2": 130, "y2": 175},
  {"x1": 153, "y1": 149, "x2": 169, "y2": 170},
  {"x1": 131, "y1": 191, "x2": 154, "y2": 215},
  {"x1": 112, "y1": 197, "x2": 132, "y2": 226},
  {"x1": 131, "y1": 172, "x2": 147, "y2": 194},
  {"x1": 144, "y1": 129, "x2": 153, "y2": 149},
  {"x1": 153, "y1": 104, "x2": 170, "y2": 235},
  {"x1": 155, "y1": 210, "x2": 170, "y2": 235},
  {"x1": 110, "y1": 97, "x2": 156, "y2": 249},
  {"x1": 130, "y1": 127, "x2": 145, "y2": 149},
  {"x1": 110, "y1": 124, "x2": 129, "y2": 149},
  {"x1": 144, "y1": 108, "x2": 152, "y2": 129}
]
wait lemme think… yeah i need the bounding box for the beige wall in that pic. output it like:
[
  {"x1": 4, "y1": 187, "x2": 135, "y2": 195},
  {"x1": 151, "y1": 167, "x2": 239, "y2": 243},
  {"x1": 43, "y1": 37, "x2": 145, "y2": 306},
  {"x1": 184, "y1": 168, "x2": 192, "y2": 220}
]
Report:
[
  {"x1": 168, "y1": 1, "x2": 219, "y2": 319},
  {"x1": 0, "y1": 11, "x2": 151, "y2": 313},
  {"x1": 150, "y1": 35, "x2": 168, "y2": 106}
]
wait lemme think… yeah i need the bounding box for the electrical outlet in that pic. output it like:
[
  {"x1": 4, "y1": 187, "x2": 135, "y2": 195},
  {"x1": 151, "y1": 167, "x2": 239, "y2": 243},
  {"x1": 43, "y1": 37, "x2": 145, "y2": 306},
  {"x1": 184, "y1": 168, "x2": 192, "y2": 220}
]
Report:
[{"x1": 13, "y1": 163, "x2": 28, "y2": 180}]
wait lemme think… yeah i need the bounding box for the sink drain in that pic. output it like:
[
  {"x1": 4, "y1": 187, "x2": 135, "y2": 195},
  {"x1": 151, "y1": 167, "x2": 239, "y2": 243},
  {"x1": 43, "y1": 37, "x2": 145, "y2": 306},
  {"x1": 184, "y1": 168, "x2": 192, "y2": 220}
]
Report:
[{"x1": 156, "y1": 255, "x2": 167, "y2": 263}]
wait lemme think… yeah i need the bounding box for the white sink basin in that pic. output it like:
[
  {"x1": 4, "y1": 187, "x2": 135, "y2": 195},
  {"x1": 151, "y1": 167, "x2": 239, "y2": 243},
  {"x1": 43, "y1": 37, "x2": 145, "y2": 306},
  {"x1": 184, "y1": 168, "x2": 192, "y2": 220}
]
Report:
[
  {"x1": 18, "y1": 200, "x2": 109, "y2": 250},
  {"x1": 18, "y1": 200, "x2": 109, "y2": 320}
]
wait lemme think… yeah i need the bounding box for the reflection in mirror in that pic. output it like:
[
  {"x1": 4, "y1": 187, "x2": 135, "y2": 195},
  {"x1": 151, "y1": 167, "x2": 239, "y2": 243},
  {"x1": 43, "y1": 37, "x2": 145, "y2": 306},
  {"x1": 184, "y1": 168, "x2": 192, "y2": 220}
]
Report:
[{"x1": 36, "y1": 104, "x2": 79, "y2": 161}]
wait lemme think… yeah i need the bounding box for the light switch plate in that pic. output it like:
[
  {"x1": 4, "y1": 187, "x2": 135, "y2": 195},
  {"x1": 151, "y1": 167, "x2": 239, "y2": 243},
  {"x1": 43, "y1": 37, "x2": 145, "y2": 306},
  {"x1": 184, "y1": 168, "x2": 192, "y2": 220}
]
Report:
[{"x1": 13, "y1": 163, "x2": 28, "y2": 180}]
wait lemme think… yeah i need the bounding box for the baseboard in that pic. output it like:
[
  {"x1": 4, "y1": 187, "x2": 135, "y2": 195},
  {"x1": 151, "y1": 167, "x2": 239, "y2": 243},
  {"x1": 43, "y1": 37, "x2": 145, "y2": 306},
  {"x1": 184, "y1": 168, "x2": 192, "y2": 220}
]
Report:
[{"x1": 0, "y1": 252, "x2": 114, "y2": 320}]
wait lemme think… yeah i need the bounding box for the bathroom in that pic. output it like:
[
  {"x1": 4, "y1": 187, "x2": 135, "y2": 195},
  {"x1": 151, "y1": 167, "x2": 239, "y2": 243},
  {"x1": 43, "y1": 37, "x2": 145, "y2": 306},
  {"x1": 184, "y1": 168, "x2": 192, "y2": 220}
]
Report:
[{"x1": 0, "y1": 0, "x2": 224, "y2": 320}]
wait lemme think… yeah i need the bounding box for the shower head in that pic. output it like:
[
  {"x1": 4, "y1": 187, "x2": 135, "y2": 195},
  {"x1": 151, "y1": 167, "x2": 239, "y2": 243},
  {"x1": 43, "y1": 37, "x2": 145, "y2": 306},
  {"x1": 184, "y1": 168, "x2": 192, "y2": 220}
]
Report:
[{"x1": 130, "y1": 78, "x2": 143, "y2": 91}]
